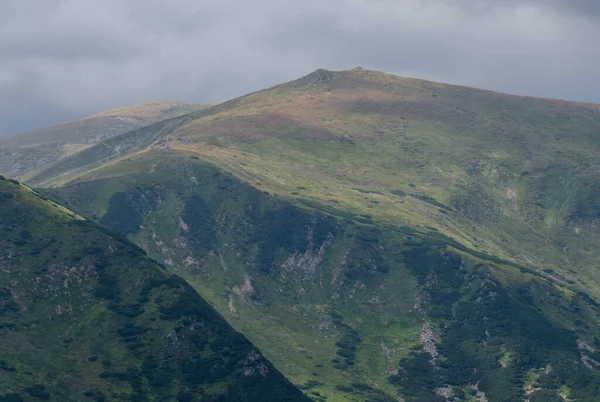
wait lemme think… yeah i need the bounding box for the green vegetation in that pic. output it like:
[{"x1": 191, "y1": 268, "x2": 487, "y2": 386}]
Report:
[
  {"x1": 44, "y1": 153, "x2": 600, "y2": 401},
  {"x1": 181, "y1": 195, "x2": 217, "y2": 257},
  {"x1": 99, "y1": 192, "x2": 143, "y2": 235},
  {"x1": 0, "y1": 177, "x2": 307, "y2": 401},
  {"x1": 393, "y1": 245, "x2": 600, "y2": 401},
  {"x1": 45, "y1": 157, "x2": 421, "y2": 400},
  {"x1": 331, "y1": 314, "x2": 362, "y2": 370},
  {"x1": 9, "y1": 68, "x2": 600, "y2": 400},
  {"x1": 0, "y1": 102, "x2": 209, "y2": 183},
  {"x1": 411, "y1": 194, "x2": 452, "y2": 211}
]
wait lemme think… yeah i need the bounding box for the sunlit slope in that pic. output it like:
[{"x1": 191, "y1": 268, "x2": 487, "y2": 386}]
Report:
[
  {"x1": 37, "y1": 68, "x2": 600, "y2": 298},
  {"x1": 24, "y1": 68, "x2": 600, "y2": 400}
]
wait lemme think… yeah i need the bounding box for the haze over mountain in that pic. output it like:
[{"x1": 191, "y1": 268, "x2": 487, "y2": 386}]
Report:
[
  {"x1": 0, "y1": 101, "x2": 209, "y2": 182},
  {"x1": 6, "y1": 68, "x2": 600, "y2": 401}
]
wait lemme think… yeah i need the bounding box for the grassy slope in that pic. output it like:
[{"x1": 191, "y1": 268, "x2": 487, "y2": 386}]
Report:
[
  {"x1": 34, "y1": 69, "x2": 600, "y2": 298},
  {"x1": 23, "y1": 68, "x2": 600, "y2": 400},
  {"x1": 167, "y1": 69, "x2": 600, "y2": 292},
  {"x1": 46, "y1": 152, "x2": 600, "y2": 401},
  {"x1": 0, "y1": 175, "x2": 307, "y2": 402},
  {"x1": 45, "y1": 154, "x2": 417, "y2": 401},
  {"x1": 0, "y1": 101, "x2": 210, "y2": 181},
  {"x1": 179, "y1": 69, "x2": 600, "y2": 300}
]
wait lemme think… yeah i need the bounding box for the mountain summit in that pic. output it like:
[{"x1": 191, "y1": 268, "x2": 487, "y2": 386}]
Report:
[{"x1": 4, "y1": 69, "x2": 600, "y2": 401}]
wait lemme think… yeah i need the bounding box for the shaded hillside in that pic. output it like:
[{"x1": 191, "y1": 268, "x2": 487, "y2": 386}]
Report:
[
  {"x1": 0, "y1": 101, "x2": 209, "y2": 181},
  {"x1": 46, "y1": 152, "x2": 600, "y2": 402},
  {"x1": 22, "y1": 68, "x2": 600, "y2": 400},
  {"x1": 0, "y1": 175, "x2": 307, "y2": 402},
  {"x1": 32, "y1": 69, "x2": 600, "y2": 298}
]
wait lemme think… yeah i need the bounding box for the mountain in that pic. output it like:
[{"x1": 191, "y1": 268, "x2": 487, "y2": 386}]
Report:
[
  {"x1": 0, "y1": 175, "x2": 308, "y2": 401},
  {"x1": 14, "y1": 68, "x2": 600, "y2": 401},
  {"x1": 0, "y1": 101, "x2": 210, "y2": 182}
]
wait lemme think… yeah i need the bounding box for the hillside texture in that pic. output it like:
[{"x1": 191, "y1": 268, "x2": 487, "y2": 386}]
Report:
[
  {"x1": 0, "y1": 176, "x2": 307, "y2": 402},
  {"x1": 11, "y1": 68, "x2": 600, "y2": 401},
  {"x1": 0, "y1": 101, "x2": 209, "y2": 181},
  {"x1": 47, "y1": 154, "x2": 600, "y2": 401}
]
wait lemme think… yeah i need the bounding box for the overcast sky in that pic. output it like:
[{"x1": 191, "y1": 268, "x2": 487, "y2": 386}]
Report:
[{"x1": 1, "y1": 0, "x2": 599, "y2": 135}]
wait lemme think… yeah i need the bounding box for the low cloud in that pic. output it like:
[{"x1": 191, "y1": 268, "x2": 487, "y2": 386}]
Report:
[{"x1": 1, "y1": 0, "x2": 598, "y2": 135}]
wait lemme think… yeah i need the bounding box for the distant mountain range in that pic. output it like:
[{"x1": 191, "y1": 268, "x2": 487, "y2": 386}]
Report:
[{"x1": 0, "y1": 101, "x2": 210, "y2": 182}]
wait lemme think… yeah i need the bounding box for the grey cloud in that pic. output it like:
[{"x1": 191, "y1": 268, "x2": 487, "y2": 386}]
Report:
[
  {"x1": 439, "y1": 0, "x2": 600, "y2": 18},
  {"x1": 0, "y1": 0, "x2": 598, "y2": 136},
  {"x1": 513, "y1": 0, "x2": 600, "y2": 17},
  {"x1": 123, "y1": 0, "x2": 232, "y2": 37},
  {"x1": 0, "y1": 33, "x2": 145, "y2": 60},
  {"x1": 561, "y1": 0, "x2": 600, "y2": 16},
  {"x1": 0, "y1": 71, "x2": 76, "y2": 135}
]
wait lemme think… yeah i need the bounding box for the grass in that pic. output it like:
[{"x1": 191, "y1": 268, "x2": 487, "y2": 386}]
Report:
[
  {"x1": 0, "y1": 102, "x2": 210, "y2": 184},
  {"x1": 0, "y1": 176, "x2": 308, "y2": 402},
  {"x1": 43, "y1": 151, "x2": 600, "y2": 401},
  {"x1": 46, "y1": 155, "x2": 425, "y2": 400},
  {"x1": 16, "y1": 68, "x2": 600, "y2": 400}
]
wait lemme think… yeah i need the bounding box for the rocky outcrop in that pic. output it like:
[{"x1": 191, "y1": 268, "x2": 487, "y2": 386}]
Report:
[{"x1": 420, "y1": 322, "x2": 440, "y2": 366}]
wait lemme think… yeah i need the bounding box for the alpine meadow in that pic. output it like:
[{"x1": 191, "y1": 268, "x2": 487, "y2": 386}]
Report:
[{"x1": 3, "y1": 68, "x2": 600, "y2": 401}]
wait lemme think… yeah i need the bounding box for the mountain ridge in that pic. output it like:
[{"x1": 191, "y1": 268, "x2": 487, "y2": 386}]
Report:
[
  {"x1": 6, "y1": 68, "x2": 600, "y2": 401},
  {"x1": 29, "y1": 68, "x2": 600, "y2": 291},
  {"x1": 0, "y1": 101, "x2": 211, "y2": 182},
  {"x1": 0, "y1": 101, "x2": 211, "y2": 146}
]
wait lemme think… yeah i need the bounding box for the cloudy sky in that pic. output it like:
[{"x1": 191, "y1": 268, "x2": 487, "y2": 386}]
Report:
[{"x1": 1, "y1": 0, "x2": 599, "y2": 135}]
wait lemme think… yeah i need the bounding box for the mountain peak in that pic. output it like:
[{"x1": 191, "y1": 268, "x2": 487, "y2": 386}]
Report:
[
  {"x1": 295, "y1": 68, "x2": 337, "y2": 88},
  {"x1": 9, "y1": 64, "x2": 600, "y2": 401}
]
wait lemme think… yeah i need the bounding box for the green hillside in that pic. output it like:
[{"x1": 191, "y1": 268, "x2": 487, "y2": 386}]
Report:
[
  {"x1": 0, "y1": 101, "x2": 210, "y2": 182},
  {"x1": 25, "y1": 69, "x2": 600, "y2": 293},
  {"x1": 0, "y1": 175, "x2": 307, "y2": 401},
  {"x1": 12, "y1": 68, "x2": 600, "y2": 400},
  {"x1": 46, "y1": 152, "x2": 600, "y2": 401}
]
